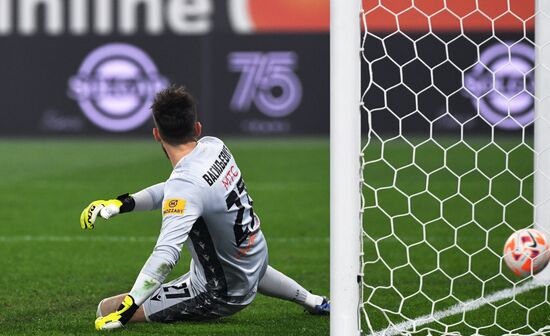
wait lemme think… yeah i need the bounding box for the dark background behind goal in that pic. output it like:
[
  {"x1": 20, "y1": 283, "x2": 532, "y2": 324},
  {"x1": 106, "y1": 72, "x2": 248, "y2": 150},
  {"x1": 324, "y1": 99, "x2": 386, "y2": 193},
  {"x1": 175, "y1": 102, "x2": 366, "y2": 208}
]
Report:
[{"x1": 0, "y1": 0, "x2": 533, "y2": 137}]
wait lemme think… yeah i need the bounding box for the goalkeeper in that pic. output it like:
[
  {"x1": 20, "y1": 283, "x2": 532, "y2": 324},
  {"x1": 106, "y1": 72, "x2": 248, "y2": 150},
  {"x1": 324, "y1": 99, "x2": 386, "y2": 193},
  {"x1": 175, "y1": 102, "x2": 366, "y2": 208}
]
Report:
[{"x1": 81, "y1": 85, "x2": 329, "y2": 330}]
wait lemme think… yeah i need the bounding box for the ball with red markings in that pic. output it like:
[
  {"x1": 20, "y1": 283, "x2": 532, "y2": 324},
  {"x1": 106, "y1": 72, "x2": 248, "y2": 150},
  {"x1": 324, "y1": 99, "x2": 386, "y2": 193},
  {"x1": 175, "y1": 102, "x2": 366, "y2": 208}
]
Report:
[{"x1": 503, "y1": 229, "x2": 550, "y2": 277}]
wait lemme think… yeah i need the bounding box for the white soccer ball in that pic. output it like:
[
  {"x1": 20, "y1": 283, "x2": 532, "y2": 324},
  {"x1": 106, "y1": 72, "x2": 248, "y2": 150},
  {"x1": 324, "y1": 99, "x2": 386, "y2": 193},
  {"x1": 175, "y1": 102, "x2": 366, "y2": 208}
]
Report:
[{"x1": 503, "y1": 228, "x2": 550, "y2": 277}]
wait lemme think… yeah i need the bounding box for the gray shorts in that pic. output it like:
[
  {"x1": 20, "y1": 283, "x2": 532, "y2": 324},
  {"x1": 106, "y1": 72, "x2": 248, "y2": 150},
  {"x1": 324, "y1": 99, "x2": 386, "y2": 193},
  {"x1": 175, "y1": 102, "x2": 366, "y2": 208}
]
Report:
[{"x1": 143, "y1": 272, "x2": 255, "y2": 323}]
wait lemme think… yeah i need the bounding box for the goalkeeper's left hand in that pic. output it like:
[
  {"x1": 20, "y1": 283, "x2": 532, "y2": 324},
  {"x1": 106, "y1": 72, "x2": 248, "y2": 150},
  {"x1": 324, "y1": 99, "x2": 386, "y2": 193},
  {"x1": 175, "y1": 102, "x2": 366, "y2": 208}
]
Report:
[
  {"x1": 80, "y1": 193, "x2": 134, "y2": 229},
  {"x1": 95, "y1": 295, "x2": 139, "y2": 330}
]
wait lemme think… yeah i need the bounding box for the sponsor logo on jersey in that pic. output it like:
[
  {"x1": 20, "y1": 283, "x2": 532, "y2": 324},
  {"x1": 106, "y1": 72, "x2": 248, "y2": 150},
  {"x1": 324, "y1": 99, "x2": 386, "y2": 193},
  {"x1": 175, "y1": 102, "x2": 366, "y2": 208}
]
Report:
[
  {"x1": 68, "y1": 43, "x2": 168, "y2": 132},
  {"x1": 202, "y1": 146, "x2": 233, "y2": 186},
  {"x1": 162, "y1": 198, "x2": 186, "y2": 216}
]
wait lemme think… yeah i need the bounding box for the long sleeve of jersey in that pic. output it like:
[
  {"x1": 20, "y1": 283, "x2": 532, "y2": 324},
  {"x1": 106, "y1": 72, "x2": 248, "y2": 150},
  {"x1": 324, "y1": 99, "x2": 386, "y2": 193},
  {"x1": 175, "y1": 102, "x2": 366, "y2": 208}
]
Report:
[
  {"x1": 131, "y1": 182, "x2": 165, "y2": 211},
  {"x1": 139, "y1": 177, "x2": 203, "y2": 283}
]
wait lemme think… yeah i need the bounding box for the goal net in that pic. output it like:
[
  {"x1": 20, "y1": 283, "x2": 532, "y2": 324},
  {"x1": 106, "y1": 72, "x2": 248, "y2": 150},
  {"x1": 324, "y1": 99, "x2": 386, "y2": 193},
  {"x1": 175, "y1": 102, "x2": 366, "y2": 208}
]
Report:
[{"x1": 359, "y1": 0, "x2": 550, "y2": 335}]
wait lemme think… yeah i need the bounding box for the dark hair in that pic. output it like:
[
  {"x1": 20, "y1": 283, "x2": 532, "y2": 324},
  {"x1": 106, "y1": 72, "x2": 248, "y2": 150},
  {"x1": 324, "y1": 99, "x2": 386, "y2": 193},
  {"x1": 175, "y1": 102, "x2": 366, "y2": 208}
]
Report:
[{"x1": 151, "y1": 85, "x2": 197, "y2": 145}]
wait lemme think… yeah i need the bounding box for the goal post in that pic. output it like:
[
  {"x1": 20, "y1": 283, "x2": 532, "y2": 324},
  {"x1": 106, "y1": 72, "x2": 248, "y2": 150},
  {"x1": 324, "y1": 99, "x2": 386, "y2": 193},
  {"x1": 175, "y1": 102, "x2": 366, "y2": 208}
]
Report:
[
  {"x1": 330, "y1": 0, "x2": 362, "y2": 335},
  {"x1": 534, "y1": 0, "x2": 550, "y2": 284}
]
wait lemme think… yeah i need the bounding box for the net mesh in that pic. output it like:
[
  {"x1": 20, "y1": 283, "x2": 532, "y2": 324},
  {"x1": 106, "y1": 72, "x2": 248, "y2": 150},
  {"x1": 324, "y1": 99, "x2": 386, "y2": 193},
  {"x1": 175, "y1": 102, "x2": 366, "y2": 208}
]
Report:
[{"x1": 360, "y1": 0, "x2": 550, "y2": 335}]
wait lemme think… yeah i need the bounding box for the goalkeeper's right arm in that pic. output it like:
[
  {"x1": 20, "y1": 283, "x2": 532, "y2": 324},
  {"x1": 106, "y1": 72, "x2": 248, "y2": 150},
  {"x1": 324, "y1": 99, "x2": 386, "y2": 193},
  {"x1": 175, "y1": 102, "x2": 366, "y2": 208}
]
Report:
[{"x1": 80, "y1": 182, "x2": 165, "y2": 229}]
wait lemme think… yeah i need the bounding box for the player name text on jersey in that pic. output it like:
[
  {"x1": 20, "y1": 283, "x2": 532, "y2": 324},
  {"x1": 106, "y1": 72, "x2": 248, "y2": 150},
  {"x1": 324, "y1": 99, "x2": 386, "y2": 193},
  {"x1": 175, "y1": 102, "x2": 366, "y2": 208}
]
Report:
[{"x1": 202, "y1": 146, "x2": 232, "y2": 187}]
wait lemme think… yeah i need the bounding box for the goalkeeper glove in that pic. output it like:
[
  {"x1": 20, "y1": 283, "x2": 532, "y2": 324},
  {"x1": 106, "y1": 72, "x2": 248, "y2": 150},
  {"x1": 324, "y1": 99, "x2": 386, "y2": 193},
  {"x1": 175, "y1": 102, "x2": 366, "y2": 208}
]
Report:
[
  {"x1": 80, "y1": 193, "x2": 135, "y2": 229},
  {"x1": 95, "y1": 295, "x2": 139, "y2": 330}
]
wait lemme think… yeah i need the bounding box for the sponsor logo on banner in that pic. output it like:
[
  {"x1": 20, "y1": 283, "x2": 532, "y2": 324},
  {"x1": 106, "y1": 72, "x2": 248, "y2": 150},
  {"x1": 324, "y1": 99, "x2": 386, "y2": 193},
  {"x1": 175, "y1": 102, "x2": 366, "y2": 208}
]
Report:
[
  {"x1": 464, "y1": 42, "x2": 534, "y2": 130},
  {"x1": 229, "y1": 51, "x2": 302, "y2": 119},
  {"x1": 68, "y1": 43, "x2": 168, "y2": 132}
]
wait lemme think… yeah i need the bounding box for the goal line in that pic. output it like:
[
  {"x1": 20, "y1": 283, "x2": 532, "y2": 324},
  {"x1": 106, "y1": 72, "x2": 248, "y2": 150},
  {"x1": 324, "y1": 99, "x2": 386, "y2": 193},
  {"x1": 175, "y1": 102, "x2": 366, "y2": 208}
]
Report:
[{"x1": 368, "y1": 280, "x2": 547, "y2": 336}]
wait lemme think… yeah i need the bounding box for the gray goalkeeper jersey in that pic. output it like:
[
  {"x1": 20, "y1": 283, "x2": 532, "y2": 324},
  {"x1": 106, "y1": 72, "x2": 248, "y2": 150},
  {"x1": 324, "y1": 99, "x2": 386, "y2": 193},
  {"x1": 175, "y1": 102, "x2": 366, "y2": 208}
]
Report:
[{"x1": 141, "y1": 137, "x2": 268, "y2": 302}]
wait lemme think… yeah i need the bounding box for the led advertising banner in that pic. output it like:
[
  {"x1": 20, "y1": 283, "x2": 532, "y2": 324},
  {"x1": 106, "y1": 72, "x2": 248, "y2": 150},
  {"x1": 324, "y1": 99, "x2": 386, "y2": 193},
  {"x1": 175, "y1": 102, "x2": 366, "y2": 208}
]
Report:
[
  {"x1": 0, "y1": 0, "x2": 330, "y2": 136},
  {"x1": 0, "y1": 34, "x2": 327, "y2": 136},
  {"x1": 361, "y1": 33, "x2": 535, "y2": 135},
  {"x1": 360, "y1": 0, "x2": 535, "y2": 134},
  {"x1": 0, "y1": 0, "x2": 535, "y2": 136},
  {"x1": 209, "y1": 35, "x2": 329, "y2": 135},
  {"x1": 0, "y1": 36, "x2": 203, "y2": 136}
]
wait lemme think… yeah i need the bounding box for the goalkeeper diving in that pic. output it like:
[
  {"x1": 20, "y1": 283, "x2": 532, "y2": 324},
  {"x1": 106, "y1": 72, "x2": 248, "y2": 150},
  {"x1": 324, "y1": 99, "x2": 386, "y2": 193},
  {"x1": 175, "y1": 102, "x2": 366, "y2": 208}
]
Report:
[{"x1": 80, "y1": 85, "x2": 329, "y2": 330}]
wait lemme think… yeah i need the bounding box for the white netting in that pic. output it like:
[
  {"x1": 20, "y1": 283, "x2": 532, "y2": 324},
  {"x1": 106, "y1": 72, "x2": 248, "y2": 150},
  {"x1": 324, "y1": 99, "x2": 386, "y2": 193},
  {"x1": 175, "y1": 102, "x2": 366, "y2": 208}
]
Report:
[{"x1": 360, "y1": 0, "x2": 550, "y2": 335}]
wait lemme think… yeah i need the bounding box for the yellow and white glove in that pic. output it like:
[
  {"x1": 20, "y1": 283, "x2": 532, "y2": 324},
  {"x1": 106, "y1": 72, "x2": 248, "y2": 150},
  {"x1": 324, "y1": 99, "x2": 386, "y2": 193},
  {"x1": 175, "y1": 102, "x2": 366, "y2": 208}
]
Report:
[
  {"x1": 80, "y1": 194, "x2": 135, "y2": 229},
  {"x1": 95, "y1": 273, "x2": 161, "y2": 330},
  {"x1": 95, "y1": 295, "x2": 139, "y2": 330}
]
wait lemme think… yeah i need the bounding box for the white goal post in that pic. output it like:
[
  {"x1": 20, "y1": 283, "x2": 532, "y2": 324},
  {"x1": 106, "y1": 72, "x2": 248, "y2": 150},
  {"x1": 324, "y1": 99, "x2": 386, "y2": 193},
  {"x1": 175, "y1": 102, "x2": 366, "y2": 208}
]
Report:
[
  {"x1": 534, "y1": 0, "x2": 550, "y2": 284},
  {"x1": 331, "y1": 0, "x2": 550, "y2": 335},
  {"x1": 330, "y1": 0, "x2": 362, "y2": 335}
]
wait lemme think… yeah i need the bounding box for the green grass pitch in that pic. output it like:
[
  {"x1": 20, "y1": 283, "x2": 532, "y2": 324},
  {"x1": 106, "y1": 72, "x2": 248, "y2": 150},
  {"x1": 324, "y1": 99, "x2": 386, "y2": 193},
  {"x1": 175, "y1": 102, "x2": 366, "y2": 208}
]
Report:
[
  {"x1": 0, "y1": 137, "x2": 548, "y2": 335},
  {"x1": 0, "y1": 139, "x2": 329, "y2": 335}
]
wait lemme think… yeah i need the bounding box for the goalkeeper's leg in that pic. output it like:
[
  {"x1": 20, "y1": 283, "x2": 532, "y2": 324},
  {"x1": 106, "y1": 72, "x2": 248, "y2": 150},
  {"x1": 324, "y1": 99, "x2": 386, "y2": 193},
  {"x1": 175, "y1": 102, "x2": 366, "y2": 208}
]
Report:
[
  {"x1": 258, "y1": 265, "x2": 329, "y2": 315},
  {"x1": 96, "y1": 293, "x2": 147, "y2": 322}
]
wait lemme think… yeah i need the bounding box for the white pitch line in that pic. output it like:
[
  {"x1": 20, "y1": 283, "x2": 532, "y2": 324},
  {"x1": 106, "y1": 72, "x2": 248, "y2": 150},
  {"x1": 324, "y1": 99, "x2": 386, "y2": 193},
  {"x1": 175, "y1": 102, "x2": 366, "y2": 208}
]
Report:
[
  {"x1": 369, "y1": 280, "x2": 544, "y2": 336},
  {"x1": 0, "y1": 235, "x2": 329, "y2": 244}
]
